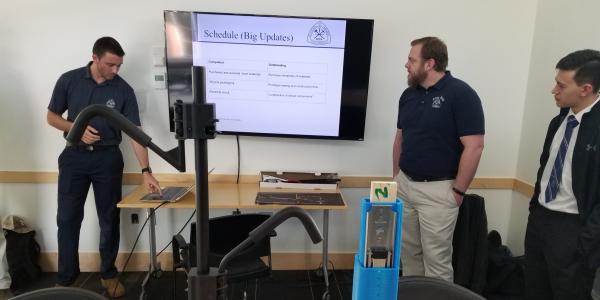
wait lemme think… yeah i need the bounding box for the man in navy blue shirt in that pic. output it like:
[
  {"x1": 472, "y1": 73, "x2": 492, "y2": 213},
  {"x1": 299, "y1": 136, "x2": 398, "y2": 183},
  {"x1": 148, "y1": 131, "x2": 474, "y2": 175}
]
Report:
[
  {"x1": 47, "y1": 37, "x2": 161, "y2": 297},
  {"x1": 393, "y1": 37, "x2": 485, "y2": 282}
]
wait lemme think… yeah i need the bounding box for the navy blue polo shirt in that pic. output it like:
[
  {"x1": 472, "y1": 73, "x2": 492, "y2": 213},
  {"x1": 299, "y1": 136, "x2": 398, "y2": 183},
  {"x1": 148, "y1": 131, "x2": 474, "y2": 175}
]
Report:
[
  {"x1": 48, "y1": 62, "x2": 141, "y2": 146},
  {"x1": 397, "y1": 71, "x2": 484, "y2": 178}
]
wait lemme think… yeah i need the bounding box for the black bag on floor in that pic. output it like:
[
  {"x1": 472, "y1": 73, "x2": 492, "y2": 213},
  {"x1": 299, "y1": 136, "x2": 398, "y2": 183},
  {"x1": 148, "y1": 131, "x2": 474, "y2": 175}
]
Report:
[
  {"x1": 4, "y1": 230, "x2": 42, "y2": 290},
  {"x1": 484, "y1": 230, "x2": 525, "y2": 298}
]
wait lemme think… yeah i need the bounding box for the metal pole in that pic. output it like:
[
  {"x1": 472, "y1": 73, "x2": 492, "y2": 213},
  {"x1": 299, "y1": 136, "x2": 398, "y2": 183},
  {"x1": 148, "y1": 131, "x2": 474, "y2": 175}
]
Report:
[
  {"x1": 322, "y1": 209, "x2": 330, "y2": 288},
  {"x1": 148, "y1": 208, "x2": 159, "y2": 272},
  {"x1": 192, "y1": 66, "x2": 210, "y2": 275},
  {"x1": 194, "y1": 138, "x2": 209, "y2": 274}
]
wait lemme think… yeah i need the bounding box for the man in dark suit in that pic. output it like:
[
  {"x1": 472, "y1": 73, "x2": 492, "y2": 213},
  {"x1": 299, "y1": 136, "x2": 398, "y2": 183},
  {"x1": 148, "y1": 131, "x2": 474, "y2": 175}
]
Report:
[
  {"x1": 593, "y1": 267, "x2": 600, "y2": 300},
  {"x1": 525, "y1": 49, "x2": 600, "y2": 300}
]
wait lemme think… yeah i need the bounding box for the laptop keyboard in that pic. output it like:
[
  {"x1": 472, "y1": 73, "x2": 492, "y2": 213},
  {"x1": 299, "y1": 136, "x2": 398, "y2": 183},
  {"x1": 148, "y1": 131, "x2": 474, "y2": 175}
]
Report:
[
  {"x1": 256, "y1": 192, "x2": 344, "y2": 206},
  {"x1": 141, "y1": 186, "x2": 190, "y2": 202}
]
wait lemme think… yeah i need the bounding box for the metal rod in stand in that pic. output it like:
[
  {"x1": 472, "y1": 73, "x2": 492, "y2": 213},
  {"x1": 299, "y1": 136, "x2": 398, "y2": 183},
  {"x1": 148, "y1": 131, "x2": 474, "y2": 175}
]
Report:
[
  {"x1": 323, "y1": 209, "x2": 330, "y2": 288},
  {"x1": 149, "y1": 208, "x2": 159, "y2": 272},
  {"x1": 192, "y1": 66, "x2": 210, "y2": 275},
  {"x1": 184, "y1": 66, "x2": 224, "y2": 300},
  {"x1": 194, "y1": 137, "x2": 209, "y2": 274}
]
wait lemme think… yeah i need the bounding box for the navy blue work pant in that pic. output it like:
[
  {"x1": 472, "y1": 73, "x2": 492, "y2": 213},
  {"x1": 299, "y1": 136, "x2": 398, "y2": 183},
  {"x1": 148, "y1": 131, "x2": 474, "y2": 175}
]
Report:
[
  {"x1": 525, "y1": 204, "x2": 594, "y2": 300},
  {"x1": 56, "y1": 146, "x2": 123, "y2": 285}
]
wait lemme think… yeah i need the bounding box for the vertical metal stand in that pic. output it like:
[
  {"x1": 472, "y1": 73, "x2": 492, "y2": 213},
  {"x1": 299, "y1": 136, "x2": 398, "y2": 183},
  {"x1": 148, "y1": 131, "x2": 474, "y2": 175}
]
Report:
[
  {"x1": 180, "y1": 66, "x2": 225, "y2": 300},
  {"x1": 139, "y1": 208, "x2": 162, "y2": 300},
  {"x1": 194, "y1": 138, "x2": 209, "y2": 274},
  {"x1": 148, "y1": 208, "x2": 160, "y2": 273},
  {"x1": 322, "y1": 209, "x2": 330, "y2": 288}
]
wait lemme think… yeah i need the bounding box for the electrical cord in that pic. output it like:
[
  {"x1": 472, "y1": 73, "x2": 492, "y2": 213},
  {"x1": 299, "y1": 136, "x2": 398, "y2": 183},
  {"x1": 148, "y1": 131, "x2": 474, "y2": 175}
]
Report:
[
  {"x1": 150, "y1": 210, "x2": 197, "y2": 300},
  {"x1": 307, "y1": 269, "x2": 316, "y2": 300},
  {"x1": 157, "y1": 166, "x2": 215, "y2": 258},
  {"x1": 109, "y1": 201, "x2": 168, "y2": 298},
  {"x1": 163, "y1": 169, "x2": 212, "y2": 299},
  {"x1": 314, "y1": 260, "x2": 345, "y2": 300},
  {"x1": 236, "y1": 135, "x2": 240, "y2": 184},
  {"x1": 156, "y1": 209, "x2": 197, "y2": 257},
  {"x1": 156, "y1": 211, "x2": 197, "y2": 300},
  {"x1": 328, "y1": 260, "x2": 344, "y2": 300},
  {"x1": 314, "y1": 262, "x2": 329, "y2": 300}
]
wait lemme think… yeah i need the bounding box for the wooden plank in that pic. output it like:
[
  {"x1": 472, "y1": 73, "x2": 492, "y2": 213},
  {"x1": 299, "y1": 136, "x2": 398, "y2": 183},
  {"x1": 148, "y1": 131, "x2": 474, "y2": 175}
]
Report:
[
  {"x1": 513, "y1": 178, "x2": 535, "y2": 198},
  {"x1": 0, "y1": 171, "x2": 535, "y2": 197}
]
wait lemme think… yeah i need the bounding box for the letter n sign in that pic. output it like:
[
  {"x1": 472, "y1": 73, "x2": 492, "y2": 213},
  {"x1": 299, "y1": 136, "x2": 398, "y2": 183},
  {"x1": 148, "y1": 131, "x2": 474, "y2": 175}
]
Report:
[{"x1": 370, "y1": 181, "x2": 397, "y2": 203}]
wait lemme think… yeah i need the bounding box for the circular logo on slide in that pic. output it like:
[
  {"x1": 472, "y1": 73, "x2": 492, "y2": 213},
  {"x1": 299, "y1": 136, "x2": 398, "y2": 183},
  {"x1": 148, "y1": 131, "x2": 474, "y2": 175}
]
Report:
[{"x1": 307, "y1": 21, "x2": 331, "y2": 45}]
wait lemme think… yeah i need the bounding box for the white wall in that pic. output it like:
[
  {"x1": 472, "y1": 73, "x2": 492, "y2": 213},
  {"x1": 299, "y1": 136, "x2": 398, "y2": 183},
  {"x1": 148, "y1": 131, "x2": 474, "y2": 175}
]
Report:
[
  {"x1": 506, "y1": 191, "x2": 530, "y2": 256},
  {"x1": 505, "y1": 0, "x2": 600, "y2": 258},
  {"x1": 0, "y1": 0, "x2": 536, "y2": 177},
  {"x1": 517, "y1": 0, "x2": 600, "y2": 183},
  {"x1": 0, "y1": 0, "x2": 538, "y2": 254}
]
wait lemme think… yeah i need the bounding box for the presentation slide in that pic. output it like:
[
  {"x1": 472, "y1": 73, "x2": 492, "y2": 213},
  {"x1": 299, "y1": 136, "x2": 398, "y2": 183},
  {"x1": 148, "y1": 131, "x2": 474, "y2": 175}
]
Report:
[{"x1": 191, "y1": 13, "x2": 347, "y2": 136}]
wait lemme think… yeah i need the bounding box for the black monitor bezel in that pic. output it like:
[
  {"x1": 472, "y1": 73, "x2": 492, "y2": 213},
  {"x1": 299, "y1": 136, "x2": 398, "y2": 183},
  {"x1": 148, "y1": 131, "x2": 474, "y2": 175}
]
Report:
[{"x1": 164, "y1": 10, "x2": 374, "y2": 141}]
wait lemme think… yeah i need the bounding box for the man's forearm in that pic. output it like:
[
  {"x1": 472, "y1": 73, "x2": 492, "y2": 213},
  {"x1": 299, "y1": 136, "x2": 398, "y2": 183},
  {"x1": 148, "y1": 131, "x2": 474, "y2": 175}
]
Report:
[
  {"x1": 47, "y1": 111, "x2": 72, "y2": 133},
  {"x1": 393, "y1": 145, "x2": 401, "y2": 176},
  {"x1": 454, "y1": 144, "x2": 484, "y2": 192},
  {"x1": 454, "y1": 134, "x2": 484, "y2": 191},
  {"x1": 130, "y1": 131, "x2": 161, "y2": 193},
  {"x1": 131, "y1": 140, "x2": 150, "y2": 168},
  {"x1": 392, "y1": 130, "x2": 402, "y2": 176}
]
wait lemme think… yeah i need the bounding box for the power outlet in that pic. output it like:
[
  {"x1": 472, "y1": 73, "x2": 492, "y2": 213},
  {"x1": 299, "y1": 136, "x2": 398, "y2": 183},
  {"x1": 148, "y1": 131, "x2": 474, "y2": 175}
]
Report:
[{"x1": 131, "y1": 213, "x2": 139, "y2": 224}]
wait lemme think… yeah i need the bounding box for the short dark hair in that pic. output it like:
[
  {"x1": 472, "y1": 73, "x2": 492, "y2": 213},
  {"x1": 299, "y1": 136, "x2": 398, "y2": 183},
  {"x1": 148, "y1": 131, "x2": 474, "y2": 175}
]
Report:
[
  {"x1": 411, "y1": 37, "x2": 448, "y2": 72},
  {"x1": 556, "y1": 49, "x2": 600, "y2": 93},
  {"x1": 92, "y1": 36, "x2": 125, "y2": 57}
]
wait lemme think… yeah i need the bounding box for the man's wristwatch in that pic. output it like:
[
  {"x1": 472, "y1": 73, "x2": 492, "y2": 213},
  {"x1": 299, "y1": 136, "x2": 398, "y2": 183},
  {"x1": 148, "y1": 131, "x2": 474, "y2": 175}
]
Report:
[
  {"x1": 141, "y1": 167, "x2": 152, "y2": 174},
  {"x1": 452, "y1": 187, "x2": 466, "y2": 196}
]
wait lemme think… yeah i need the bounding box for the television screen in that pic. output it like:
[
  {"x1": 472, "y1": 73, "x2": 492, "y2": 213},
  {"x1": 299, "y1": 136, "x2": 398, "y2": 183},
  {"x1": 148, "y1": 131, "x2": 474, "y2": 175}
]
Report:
[{"x1": 164, "y1": 11, "x2": 373, "y2": 140}]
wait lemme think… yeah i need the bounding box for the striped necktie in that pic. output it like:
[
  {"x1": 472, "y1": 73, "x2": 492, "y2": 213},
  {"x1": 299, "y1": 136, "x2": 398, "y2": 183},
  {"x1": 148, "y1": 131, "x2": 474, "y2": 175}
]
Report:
[{"x1": 545, "y1": 115, "x2": 579, "y2": 203}]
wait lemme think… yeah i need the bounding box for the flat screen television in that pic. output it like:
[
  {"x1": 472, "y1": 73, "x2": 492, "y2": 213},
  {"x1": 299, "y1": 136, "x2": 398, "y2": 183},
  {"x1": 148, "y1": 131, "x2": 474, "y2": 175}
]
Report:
[{"x1": 164, "y1": 10, "x2": 374, "y2": 140}]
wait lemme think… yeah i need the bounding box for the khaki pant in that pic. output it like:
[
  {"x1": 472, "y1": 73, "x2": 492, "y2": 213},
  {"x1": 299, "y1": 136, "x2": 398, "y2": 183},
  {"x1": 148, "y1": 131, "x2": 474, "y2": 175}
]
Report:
[{"x1": 395, "y1": 170, "x2": 459, "y2": 282}]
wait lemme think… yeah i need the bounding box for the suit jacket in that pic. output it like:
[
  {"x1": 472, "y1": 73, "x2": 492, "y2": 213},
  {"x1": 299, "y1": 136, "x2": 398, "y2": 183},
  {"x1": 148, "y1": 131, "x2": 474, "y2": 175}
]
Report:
[{"x1": 530, "y1": 103, "x2": 600, "y2": 269}]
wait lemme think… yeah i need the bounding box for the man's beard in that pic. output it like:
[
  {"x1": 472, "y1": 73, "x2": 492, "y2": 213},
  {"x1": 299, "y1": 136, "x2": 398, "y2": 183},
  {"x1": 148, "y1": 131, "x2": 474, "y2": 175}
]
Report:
[{"x1": 407, "y1": 69, "x2": 426, "y2": 87}]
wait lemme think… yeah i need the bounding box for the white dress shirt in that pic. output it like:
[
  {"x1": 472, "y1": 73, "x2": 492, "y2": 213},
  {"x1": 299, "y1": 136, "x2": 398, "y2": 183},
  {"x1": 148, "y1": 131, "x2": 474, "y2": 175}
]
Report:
[{"x1": 539, "y1": 96, "x2": 600, "y2": 213}]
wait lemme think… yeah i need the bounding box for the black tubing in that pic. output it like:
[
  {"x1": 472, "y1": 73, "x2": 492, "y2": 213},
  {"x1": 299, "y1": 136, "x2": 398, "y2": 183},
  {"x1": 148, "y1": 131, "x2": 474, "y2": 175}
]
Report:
[
  {"x1": 65, "y1": 105, "x2": 151, "y2": 146},
  {"x1": 218, "y1": 206, "x2": 323, "y2": 273}
]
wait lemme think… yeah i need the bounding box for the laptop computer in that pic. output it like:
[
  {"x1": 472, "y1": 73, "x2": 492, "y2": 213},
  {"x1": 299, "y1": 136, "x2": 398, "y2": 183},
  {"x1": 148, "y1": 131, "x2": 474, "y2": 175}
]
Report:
[{"x1": 141, "y1": 186, "x2": 193, "y2": 203}]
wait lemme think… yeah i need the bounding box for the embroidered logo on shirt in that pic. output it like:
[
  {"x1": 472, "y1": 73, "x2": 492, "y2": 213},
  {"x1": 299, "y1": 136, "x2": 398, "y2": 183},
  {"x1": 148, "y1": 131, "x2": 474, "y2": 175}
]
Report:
[
  {"x1": 106, "y1": 99, "x2": 116, "y2": 109},
  {"x1": 432, "y1": 96, "x2": 445, "y2": 108},
  {"x1": 586, "y1": 144, "x2": 598, "y2": 152}
]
